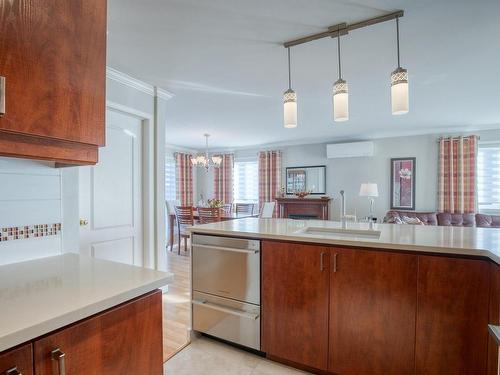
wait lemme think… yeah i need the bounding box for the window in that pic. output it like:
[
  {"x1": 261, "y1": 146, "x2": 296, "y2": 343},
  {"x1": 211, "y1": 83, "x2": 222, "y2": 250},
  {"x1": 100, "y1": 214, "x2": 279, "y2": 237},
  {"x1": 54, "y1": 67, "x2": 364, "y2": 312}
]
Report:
[
  {"x1": 234, "y1": 160, "x2": 258, "y2": 203},
  {"x1": 165, "y1": 157, "x2": 176, "y2": 202},
  {"x1": 477, "y1": 145, "x2": 500, "y2": 213}
]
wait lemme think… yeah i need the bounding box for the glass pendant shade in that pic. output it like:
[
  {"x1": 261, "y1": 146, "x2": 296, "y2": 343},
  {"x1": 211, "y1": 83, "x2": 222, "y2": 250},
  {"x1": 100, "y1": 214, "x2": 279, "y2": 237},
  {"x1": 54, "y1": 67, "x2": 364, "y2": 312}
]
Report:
[
  {"x1": 391, "y1": 67, "x2": 409, "y2": 115},
  {"x1": 333, "y1": 79, "x2": 349, "y2": 122},
  {"x1": 211, "y1": 155, "x2": 222, "y2": 166},
  {"x1": 283, "y1": 89, "x2": 297, "y2": 128}
]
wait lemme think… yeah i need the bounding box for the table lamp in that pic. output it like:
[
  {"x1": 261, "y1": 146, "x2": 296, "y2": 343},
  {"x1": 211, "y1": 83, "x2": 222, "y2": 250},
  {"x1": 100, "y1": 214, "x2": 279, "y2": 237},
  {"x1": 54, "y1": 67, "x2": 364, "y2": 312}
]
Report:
[{"x1": 359, "y1": 183, "x2": 379, "y2": 225}]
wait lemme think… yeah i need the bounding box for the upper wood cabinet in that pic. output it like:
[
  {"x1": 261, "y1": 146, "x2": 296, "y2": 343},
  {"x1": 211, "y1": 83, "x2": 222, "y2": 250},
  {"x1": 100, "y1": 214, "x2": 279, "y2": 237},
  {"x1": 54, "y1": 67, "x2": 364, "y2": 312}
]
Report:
[
  {"x1": 0, "y1": 0, "x2": 106, "y2": 165},
  {"x1": 329, "y1": 247, "x2": 417, "y2": 375},
  {"x1": 262, "y1": 241, "x2": 330, "y2": 371},
  {"x1": 416, "y1": 256, "x2": 490, "y2": 375},
  {"x1": 0, "y1": 344, "x2": 33, "y2": 375},
  {"x1": 34, "y1": 291, "x2": 163, "y2": 375}
]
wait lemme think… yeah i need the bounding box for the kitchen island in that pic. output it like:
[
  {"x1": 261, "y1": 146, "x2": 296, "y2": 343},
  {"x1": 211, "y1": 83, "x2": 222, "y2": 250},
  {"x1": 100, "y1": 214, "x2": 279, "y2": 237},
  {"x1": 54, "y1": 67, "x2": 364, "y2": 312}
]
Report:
[
  {"x1": 0, "y1": 253, "x2": 172, "y2": 374},
  {"x1": 189, "y1": 218, "x2": 500, "y2": 375}
]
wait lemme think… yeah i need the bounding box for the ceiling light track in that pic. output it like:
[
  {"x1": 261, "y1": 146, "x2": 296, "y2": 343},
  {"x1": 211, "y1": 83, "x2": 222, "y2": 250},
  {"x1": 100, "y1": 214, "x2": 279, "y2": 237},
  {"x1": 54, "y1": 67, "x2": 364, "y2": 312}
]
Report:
[{"x1": 283, "y1": 10, "x2": 404, "y2": 48}]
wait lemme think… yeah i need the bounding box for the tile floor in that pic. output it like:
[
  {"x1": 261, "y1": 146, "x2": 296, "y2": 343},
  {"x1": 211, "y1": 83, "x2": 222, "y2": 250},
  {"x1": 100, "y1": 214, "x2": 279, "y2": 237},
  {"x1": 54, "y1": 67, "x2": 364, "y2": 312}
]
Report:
[{"x1": 164, "y1": 336, "x2": 312, "y2": 374}]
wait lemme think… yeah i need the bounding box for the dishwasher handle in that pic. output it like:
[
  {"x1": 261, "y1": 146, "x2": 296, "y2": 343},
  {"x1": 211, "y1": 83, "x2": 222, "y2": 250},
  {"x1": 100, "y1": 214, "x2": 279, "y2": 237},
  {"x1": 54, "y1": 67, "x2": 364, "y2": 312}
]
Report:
[
  {"x1": 192, "y1": 300, "x2": 260, "y2": 320},
  {"x1": 193, "y1": 243, "x2": 259, "y2": 254}
]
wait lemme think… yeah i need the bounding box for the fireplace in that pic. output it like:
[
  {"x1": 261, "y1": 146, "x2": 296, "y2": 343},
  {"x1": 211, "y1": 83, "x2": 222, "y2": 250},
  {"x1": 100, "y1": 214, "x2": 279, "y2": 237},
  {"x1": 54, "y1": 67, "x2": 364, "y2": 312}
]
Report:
[
  {"x1": 288, "y1": 214, "x2": 319, "y2": 220},
  {"x1": 276, "y1": 197, "x2": 331, "y2": 220}
]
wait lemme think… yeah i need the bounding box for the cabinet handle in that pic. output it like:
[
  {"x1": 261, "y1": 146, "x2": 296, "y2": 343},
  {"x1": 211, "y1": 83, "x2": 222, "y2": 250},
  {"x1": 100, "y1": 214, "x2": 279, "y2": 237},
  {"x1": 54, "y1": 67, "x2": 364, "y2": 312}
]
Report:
[
  {"x1": 333, "y1": 253, "x2": 338, "y2": 273},
  {"x1": 0, "y1": 76, "x2": 5, "y2": 116},
  {"x1": 320, "y1": 252, "x2": 325, "y2": 272},
  {"x1": 5, "y1": 367, "x2": 21, "y2": 375},
  {"x1": 51, "y1": 348, "x2": 66, "y2": 375}
]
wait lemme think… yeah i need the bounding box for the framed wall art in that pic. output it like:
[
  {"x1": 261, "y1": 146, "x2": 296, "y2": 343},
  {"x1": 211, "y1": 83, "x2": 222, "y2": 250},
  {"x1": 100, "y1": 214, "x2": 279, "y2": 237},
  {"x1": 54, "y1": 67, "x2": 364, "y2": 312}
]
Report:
[{"x1": 390, "y1": 157, "x2": 416, "y2": 210}]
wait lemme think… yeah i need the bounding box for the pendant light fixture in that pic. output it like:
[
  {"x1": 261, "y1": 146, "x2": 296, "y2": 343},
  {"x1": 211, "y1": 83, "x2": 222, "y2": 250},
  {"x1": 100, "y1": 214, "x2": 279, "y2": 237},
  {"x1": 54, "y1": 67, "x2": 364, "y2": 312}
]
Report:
[
  {"x1": 391, "y1": 16, "x2": 409, "y2": 115},
  {"x1": 283, "y1": 47, "x2": 297, "y2": 128},
  {"x1": 333, "y1": 26, "x2": 348, "y2": 122}
]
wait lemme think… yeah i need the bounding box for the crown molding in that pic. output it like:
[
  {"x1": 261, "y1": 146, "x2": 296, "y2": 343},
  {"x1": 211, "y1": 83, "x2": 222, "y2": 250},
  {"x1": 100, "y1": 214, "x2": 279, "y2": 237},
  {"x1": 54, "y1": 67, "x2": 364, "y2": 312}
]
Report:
[
  {"x1": 165, "y1": 143, "x2": 200, "y2": 153},
  {"x1": 106, "y1": 66, "x2": 154, "y2": 96},
  {"x1": 155, "y1": 87, "x2": 174, "y2": 101},
  {"x1": 202, "y1": 123, "x2": 500, "y2": 153}
]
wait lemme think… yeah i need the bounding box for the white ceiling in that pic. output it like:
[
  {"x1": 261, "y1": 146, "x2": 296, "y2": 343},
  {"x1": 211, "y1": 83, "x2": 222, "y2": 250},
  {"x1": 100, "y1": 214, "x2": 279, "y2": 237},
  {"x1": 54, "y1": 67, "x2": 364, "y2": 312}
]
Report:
[{"x1": 107, "y1": 0, "x2": 500, "y2": 149}]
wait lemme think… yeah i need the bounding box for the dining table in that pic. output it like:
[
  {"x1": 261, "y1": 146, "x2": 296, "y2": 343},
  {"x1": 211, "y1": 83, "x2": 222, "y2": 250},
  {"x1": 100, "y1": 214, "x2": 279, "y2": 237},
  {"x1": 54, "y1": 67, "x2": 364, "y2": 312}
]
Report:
[{"x1": 168, "y1": 209, "x2": 259, "y2": 251}]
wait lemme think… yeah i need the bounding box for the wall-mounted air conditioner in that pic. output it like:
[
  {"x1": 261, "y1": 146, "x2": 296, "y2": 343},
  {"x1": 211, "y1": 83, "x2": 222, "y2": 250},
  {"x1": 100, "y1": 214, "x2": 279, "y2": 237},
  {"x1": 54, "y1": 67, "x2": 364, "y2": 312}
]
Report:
[{"x1": 326, "y1": 141, "x2": 375, "y2": 159}]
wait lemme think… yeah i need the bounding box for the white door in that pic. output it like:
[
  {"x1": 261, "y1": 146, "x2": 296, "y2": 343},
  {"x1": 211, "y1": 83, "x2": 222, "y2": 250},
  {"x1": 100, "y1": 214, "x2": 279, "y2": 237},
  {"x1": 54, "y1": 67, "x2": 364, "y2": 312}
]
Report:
[{"x1": 79, "y1": 109, "x2": 143, "y2": 265}]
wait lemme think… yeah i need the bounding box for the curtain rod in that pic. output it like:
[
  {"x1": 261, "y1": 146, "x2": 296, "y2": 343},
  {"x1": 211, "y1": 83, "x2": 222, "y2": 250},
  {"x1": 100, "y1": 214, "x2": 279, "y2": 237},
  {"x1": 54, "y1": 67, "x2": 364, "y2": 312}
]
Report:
[{"x1": 436, "y1": 135, "x2": 480, "y2": 142}]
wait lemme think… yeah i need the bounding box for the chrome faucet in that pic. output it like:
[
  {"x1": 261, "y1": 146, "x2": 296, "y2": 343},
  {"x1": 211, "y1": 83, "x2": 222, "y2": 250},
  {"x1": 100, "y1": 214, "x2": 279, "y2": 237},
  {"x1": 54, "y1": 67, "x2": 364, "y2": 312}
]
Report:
[{"x1": 340, "y1": 190, "x2": 346, "y2": 228}]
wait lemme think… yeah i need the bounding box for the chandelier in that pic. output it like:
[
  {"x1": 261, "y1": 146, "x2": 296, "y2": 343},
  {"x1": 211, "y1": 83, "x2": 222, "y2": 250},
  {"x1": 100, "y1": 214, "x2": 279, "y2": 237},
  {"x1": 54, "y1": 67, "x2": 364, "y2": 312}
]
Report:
[{"x1": 191, "y1": 134, "x2": 222, "y2": 171}]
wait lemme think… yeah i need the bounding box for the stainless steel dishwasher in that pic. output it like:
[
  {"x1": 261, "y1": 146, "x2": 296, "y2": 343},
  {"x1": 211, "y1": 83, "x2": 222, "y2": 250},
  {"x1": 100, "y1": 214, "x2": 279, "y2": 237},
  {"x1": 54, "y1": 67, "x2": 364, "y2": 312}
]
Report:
[{"x1": 192, "y1": 234, "x2": 261, "y2": 350}]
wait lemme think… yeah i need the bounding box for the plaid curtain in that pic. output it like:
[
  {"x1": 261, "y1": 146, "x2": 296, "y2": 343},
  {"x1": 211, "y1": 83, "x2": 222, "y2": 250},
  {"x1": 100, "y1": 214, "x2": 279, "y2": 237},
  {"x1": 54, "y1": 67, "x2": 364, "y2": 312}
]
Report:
[
  {"x1": 258, "y1": 150, "x2": 282, "y2": 217},
  {"x1": 438, "y1": 135, "x2": 478, "y2": 213},
  {"x1": 175, "y1": 152, "x2": 193, "y2": 206},
  {"x1": 214, "y1": 154, "x2": 234, "y2": 204}
]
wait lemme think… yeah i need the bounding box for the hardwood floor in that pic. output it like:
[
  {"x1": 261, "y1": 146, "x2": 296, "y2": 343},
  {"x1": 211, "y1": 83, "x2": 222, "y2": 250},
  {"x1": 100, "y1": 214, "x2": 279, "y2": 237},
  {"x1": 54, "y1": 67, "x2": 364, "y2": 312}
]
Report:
[{"x1": 163, "y1": 243, "x2": 191, "y2": 361}]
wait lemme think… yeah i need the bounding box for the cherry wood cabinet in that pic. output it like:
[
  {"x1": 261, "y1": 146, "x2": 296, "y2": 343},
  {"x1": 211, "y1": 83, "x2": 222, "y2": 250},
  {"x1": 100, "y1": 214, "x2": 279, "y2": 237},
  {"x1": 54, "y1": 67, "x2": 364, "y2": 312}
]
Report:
[
  {"x1": 34, "y1": 291, "x2": 163, "y2": 375},
  {"x1": 0, "y1": 0, "x2": 106, "y2": 165},
  {"x1": 0, "y1": 344, "x2": 33, "y2": 375},
  {"x1": 328, "y1": 248, "x2": 417, "y2": 375},
  {"x1": 261, "y1": 240, "x2": 496, "y2": 375},
  {"x1": 262, "y1": 241, "x2": 330, "y2": 371},
  {"x1": 488, "y1": 264, "x2": 500, "y2": 375},
  {"x1": 416, "y1": 256, "x2": 490, "y2": 375},
  {"x1": 0, "y1": 291, "x2": 162, "y2": 375}
]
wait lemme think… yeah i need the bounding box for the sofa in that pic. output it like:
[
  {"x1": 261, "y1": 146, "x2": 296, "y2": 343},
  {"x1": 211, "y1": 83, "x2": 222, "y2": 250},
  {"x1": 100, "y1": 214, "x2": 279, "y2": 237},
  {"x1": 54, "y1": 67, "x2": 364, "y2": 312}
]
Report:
[{"x1": 384, "y1": 210, "x2": 500, "y2": 228}]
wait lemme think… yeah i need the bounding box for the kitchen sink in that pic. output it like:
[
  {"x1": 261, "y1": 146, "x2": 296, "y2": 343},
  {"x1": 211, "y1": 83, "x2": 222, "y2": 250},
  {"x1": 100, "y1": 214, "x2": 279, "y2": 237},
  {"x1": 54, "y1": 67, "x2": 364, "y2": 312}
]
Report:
[{"x1": 297, "y1": 226, "x2": 381, "y2": 239}]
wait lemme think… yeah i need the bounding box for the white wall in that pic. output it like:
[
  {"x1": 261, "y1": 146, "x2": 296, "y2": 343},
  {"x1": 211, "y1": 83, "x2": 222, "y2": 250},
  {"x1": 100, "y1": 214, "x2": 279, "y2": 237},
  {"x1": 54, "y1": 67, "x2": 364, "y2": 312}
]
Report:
[
  {"x1": 196, "y1": 129, "x2": 500, "y2": 222},
  {"x1": 285, "y1": 136, "x2": 439, "y2": 221},
  {"x1": 0, "y1": 70, "x2": 171, "y2": 268},
  {"x1": 0, "y1": 158, "x2": 63, "y2": 265}
]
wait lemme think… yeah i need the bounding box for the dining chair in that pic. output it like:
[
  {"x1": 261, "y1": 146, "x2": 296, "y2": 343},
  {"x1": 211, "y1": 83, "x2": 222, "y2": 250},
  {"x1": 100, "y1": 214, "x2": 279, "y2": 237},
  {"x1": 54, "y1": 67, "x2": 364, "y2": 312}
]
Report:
[
  {"x1": 235, "y1": 203, "x2": 255, "y2": 215},
  {"x1": 260, "y1": 202, "x2": 276, "y2": 218},
  {"x1": 166, "y1": 200, "x2": 177, "y2": 252},
  {"x1": 222, "y1": 203, "x2": 233, "y2": 214},
  {"x1": 174, "y1": 206, "x2": 194, "y2": 255},
  {"x1": 197, "y1": 207, "x2": 222, "y2": 224}
]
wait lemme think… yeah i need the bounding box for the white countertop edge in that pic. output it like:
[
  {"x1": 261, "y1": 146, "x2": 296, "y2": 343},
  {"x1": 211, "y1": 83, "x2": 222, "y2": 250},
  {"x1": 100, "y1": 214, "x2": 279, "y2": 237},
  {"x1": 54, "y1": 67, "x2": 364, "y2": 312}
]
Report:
[
  {"x1": 189, "y1": 227, "x2": 500, "y2": 265},
  {"x1": 0, "y1": 275, "x2": 172, "y2": 353}
]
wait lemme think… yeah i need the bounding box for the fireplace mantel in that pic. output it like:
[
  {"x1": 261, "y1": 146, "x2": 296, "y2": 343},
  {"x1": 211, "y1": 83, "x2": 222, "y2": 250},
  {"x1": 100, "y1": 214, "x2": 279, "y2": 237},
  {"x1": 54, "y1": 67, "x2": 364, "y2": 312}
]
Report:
[{"x1": 276, "y1": 197, "x2": 331, "y2": 220}]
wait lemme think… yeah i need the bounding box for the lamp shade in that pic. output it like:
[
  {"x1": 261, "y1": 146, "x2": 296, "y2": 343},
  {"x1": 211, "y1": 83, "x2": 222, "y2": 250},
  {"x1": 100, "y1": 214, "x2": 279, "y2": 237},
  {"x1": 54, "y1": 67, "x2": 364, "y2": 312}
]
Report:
[
  {"x1": 333, "y1": 79, "x2": 349, "y2": 122},
  {"x1": 284, "y1": 89, "x2": 297, "y2": 128},
  {"x1": 359, "y1": 183, "x2": 379, "y2": 197},
  {"x1": 391, "y1": 67, "x2": 409, "y2": 115}
]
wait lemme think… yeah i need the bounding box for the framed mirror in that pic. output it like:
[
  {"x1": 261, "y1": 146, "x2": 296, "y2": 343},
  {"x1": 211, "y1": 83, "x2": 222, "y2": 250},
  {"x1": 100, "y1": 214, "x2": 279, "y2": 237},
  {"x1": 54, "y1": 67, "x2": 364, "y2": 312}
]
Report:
[{"x1": 286, "y1": 165, "x2": 326, "y2": 194}]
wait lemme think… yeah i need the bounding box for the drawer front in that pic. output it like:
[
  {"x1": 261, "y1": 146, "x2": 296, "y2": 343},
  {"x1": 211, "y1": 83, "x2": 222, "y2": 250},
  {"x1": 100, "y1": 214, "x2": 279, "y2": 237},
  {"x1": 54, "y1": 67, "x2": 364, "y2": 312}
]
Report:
[
  {"x1": 34, "y1": 291, "x2": 163, "y2": 375},
  {"x1": 192, "y1": 235, "x2": 260, "y2": 305},
  {"x1": 193, "y1": 292, "x2": 260, "y2": 350},
  {"x1": 0, "y1": 344, "x2": 33, "y2": 375}
]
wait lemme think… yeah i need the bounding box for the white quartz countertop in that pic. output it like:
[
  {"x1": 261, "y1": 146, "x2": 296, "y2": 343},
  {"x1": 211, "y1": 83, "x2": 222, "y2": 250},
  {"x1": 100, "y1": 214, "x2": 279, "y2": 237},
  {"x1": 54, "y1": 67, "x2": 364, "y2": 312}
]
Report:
[
  {"x1": 0, "y1": 254, "x2": 173, "y2": 352},
  {"x1": 188, "y1": 218, "x2": 500, "y2": 264}
]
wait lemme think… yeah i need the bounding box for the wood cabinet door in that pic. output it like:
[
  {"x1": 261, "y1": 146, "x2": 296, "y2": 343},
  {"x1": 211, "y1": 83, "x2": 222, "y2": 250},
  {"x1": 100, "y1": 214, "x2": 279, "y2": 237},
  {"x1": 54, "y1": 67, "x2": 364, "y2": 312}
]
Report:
[
  {"x1": 416, "y1": 256, "x2": 490, "y2": 375},
  {"x1": 0, "y1": 0, "x2": 106, "y2": 146},
  {"x1": 262, "y1": 241, "x2": 330, "y2": 371},
  {"x1": 328, "y1": 247, "x2": 417, "y2": 375},
  {"x1": 488, "y1": 264, "x2": 500, "y2": 375},
  {"x1": 34, "y1": 291, "x2": 163, "y2": 375},
  {"x1": 0, "y1": 344, "x2": 33, "y2": 375}
]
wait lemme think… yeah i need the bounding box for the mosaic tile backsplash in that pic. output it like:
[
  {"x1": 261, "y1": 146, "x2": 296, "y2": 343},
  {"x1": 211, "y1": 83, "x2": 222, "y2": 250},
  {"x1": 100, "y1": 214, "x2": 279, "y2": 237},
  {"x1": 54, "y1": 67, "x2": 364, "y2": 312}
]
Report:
[{"x1": 0, "y1": 223, "x2": 62, "y2": 242}]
